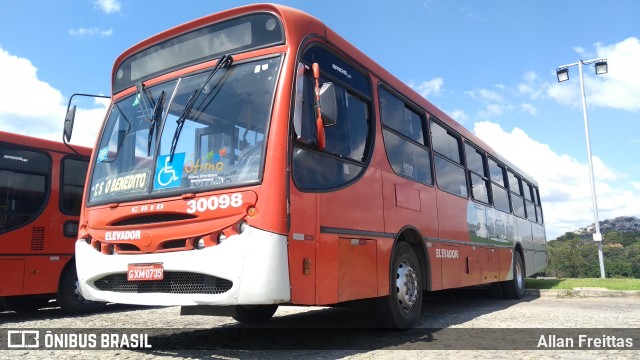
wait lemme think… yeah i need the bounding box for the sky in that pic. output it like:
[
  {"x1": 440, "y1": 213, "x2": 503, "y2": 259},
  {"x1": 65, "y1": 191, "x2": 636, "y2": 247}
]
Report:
[{"x1": 0, "y1": 0, "x2": 639, "y2": 240}]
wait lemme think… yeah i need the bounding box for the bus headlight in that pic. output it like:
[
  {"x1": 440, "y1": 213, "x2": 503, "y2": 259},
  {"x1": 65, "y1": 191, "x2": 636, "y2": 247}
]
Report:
[
  {"x1": 195, "y1": 237, "x2": 206, "y2": 249},
  {"x1": 238, "y1": 221, "x2": 248, "y2": 234}
]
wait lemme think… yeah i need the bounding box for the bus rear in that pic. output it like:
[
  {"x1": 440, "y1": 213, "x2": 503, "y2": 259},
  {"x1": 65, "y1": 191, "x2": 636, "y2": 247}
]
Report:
[{"x1": 0, "y1": 131, "x2": 104, "y2": 314}]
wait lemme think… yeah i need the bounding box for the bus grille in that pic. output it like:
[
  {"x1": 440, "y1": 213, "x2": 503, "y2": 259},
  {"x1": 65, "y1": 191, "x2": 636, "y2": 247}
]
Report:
[{"x1": 93, "y1": 272, "x2": 233, "y2": 294}]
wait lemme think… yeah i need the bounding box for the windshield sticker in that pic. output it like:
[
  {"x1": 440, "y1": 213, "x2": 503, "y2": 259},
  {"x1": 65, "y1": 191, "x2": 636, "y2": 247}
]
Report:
[
  {"x1": 184, "y1": 149, "x2": 227, "y2": 175},
  {"x1": 132, "y1": 93, "x2": 141, "y2": 107},
  {"x1": 183, "y1": 149, "x2": 229, "y2": 187},
  {"x1": 92, "y1": 170, "x2": 149, "y2": 198},
  {"x1": 254, "y1": 63, "x2": 269, "y2": 73},
  {"x1": 97, "y1": 147, "x2": 109, "y2": 162},
  {"x1": 154, "y1": 153, "x2": 185, "y2": 189}
]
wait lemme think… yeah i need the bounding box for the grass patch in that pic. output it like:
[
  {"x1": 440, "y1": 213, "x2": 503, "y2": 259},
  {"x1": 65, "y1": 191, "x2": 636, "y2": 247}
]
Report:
[{"x1": 525, "y1": 278, "x2": 640, "y2": 290}]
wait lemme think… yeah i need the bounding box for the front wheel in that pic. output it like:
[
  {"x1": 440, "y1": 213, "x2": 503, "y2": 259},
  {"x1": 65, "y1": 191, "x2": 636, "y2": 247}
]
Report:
[
  {"x1": 502, "y1": 251, "x2": 525, "y2": 299},
  {"x1": 57, "y1": 263, "x2": 106, "y2": 315},
  {"x1": 376, "y1": 242, "x2": 423, "y2": 329},
  {"x1": 232, "y1": 304, "x2": 278, "y2": 323}
]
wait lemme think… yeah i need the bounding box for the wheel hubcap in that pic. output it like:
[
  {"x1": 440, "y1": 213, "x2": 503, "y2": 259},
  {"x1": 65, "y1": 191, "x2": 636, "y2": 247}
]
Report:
[
  {"x1": 395, "y1": 259, "x2": 418, "y2": 312},
  {"x1": 515, "y1": 260, "x2": 524, "y2": 290}
]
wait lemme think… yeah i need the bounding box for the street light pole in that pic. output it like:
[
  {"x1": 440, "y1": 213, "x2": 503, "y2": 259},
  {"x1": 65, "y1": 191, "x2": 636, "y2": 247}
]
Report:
[
  {"x1": 577, "y1": 60, "x2": 606, "y2": 279},
  {"x1": 556, "y1": 58, "x2": 607, "y2": 279}
]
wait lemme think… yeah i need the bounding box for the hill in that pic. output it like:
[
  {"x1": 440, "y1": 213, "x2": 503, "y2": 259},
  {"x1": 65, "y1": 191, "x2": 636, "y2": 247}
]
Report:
[
  {"x1": 572, "y1": 216, "x2": 640, "y2": 237},
  {"x1": 544, "y1": 216, "x2": 640, "y2": 278}
]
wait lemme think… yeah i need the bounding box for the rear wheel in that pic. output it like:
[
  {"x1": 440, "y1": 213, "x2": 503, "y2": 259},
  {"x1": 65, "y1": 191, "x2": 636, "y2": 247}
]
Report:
[
  {"x1": 502, "y1": 251, "x2": 525, "y2": 299},
  {"x1": 377, "y1": 242, "x2": 422, "y2": 329},
  {"x1": 57, "y1": 263, "x2": 106, "y2": 314},
  {"x1": 232, "y1": 304, "x2": 278, "y2": 323}
]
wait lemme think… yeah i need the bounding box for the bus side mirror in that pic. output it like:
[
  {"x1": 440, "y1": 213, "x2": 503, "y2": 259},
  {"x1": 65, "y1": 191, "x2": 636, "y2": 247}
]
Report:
[
  {"x1": 61, "y1": 93, "x2": 110, "y2": 145},
  {"x1": 312, "y1": 63, "x2": 338, "y2": 150},
  {"x1": 63, "y1": 105, "x2": 76, "y2": 143},
  {"x1": 318, "y1": 82, "x2": 337, "y2": 127}
]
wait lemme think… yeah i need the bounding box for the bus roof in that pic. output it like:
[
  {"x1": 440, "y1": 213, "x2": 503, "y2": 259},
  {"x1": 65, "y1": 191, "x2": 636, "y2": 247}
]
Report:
[
  {"x1": 0, "y1": 130, "x2": 92, "y2": 157},
  {"x1": 111, "y1": 3, "x2": 538, "y2": 186}
]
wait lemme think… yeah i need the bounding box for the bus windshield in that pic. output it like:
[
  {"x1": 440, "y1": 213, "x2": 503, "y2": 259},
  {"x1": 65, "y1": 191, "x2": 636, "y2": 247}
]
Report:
[{"x1": 88, "y1": 55, "x2": 281, "y2": 205}]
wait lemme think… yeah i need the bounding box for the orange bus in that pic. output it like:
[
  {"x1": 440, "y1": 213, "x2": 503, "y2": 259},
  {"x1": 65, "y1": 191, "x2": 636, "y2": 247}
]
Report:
[
  {"x1": 0, "y1": 131, "x2": 105, "y2": 314},
  {"x1": 69, "y1": 4, "x2": 546, "y2": 328}
]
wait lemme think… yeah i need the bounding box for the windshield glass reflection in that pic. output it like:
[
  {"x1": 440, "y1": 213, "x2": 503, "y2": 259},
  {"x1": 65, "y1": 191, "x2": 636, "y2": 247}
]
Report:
[{"x1": 89, "y1": 55, "x2": 281, "y2": 205}]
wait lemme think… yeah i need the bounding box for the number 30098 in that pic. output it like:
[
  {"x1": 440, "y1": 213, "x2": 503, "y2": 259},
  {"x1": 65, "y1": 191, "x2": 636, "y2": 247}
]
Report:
[{"x1": 186, "y1": 193, "x2": 243, "y2": 213}]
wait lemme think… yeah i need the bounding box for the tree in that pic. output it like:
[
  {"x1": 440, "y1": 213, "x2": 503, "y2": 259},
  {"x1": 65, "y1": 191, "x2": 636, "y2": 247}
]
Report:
[{"x1": 545, "y1": 230, "x2": 640, "y2": 278}]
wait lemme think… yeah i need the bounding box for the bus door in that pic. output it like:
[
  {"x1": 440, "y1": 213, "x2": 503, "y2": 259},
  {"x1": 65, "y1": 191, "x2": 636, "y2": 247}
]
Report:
[
  {"x1": 289, "y1": 45, "x2": 379, "y2": 305},
  {"x1": 288, "y1": 186, "x2": 318, "y2": 305}
]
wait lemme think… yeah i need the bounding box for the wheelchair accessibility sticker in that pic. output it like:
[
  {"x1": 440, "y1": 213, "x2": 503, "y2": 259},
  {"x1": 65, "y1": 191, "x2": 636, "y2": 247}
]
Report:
[{"x1": 154, "y1": 153, "x2": 185, "y2": 189}]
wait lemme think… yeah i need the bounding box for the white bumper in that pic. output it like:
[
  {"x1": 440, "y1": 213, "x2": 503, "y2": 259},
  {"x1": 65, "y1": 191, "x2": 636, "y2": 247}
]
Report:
[{"x1": 75, "y1": 225, "x2": 291, "y2": 306}]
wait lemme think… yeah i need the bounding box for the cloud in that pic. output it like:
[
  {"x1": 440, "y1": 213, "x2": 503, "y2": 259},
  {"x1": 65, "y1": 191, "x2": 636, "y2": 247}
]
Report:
[
  {"x1": 463, "y1": 85, "x2": 518, "y2": 121},
  {"x1": 408, "y1": 77, "x2": 444, "y2": 98},
  {"x1": 69, "y1": 27, "x2": 113, "y2": 37},
  {"x1": 447, "y1": 109, "x2": 469, "y2": 123},
  {"x1": 477, "y1": 103, "x2": 512, "y2": 120},
  {"x1": 461, "y1": 38, "x2": 640, "y2": 122},
  {"x1": 94, "y1": 0, "x2": 121, "y2": 14},
  {"x1": 549, "y1": 37, "x2": 640, "y2": 111},
  {"x1": 518, "y1": 71, "x2": 545, "y2": 100},
  {"x1": 466, "y1": 88, "x2": 503, "y2": 102},
  {"x1": 0, "y1": 47, "x2": 107, "y2": 148},
  {"x1": 0, "y1": 48, "x2": 64, "y2": 124},
  {"x1": 572, "y1": 46, "x2": 587, "y2": 57},
  {"x1": 591, "y1": 37, "x2": 640, "y2": 111},
  {"x1": 473, "y1": 121, "x2": 640, "y2": 239},
  {"x1": 478, "y1": 89, "x2": 503, "y2": 102},
  {"x1": 520, "y1": 103, "x2": 537, "y2": 116}
]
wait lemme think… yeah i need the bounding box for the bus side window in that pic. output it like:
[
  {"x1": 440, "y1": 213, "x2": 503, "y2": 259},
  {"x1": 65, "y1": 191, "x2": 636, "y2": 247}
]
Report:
[
  {"x1": 465, "y1": 142, "x2": 489, "y2": 204},
  {"x1": 0, "y1": 146, "x2": 50, "y2": 233},
  {"x1": 379, "y1": 85, "x2": 432, "y2": 185},
  {"x1": 431, "y1": 119, "x2": 467, "y2": 197},
  {"x1": 60, "y1": 157, "x2": 89, "y2": 215},
  {"x1": 534, "y1": 186, "x2": 544, "y2": 223},
  {"x1": 488, "y1": 158, "x2": 510, "y2": 213},
  {"x1": 507, "y1": 171, "x2": 526, "y2": 218},
  {"x1": 292, "y1": 51, "x2": 372, "y2": 190}
]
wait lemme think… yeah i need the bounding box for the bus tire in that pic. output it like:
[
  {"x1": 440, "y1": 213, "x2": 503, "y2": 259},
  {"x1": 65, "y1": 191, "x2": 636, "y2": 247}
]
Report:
[
  {"x1": 232, "y1": 304, "x2": 278, "y2": 323},
  {"x1": 57, "y1": 263, "x2": 106, "y2": 315},
  {"x1": 377, "y1": 242, "x2": 422, "y2": 329},
  {"x1": 0, "y1": 295, "x2": 51, "y2": 313},
  {"x1": 502, "y1": 251, "x2": 525, "y2": 299}
]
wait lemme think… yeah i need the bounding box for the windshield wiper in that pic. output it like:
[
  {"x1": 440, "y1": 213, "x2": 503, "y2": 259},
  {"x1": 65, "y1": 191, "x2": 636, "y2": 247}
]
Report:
[
  {"x1": 169, "y1": 54, "x2": 233, "y2": 161},
  {"x1": 147, "y1": 90, "x2": 165, "y2": 156}
]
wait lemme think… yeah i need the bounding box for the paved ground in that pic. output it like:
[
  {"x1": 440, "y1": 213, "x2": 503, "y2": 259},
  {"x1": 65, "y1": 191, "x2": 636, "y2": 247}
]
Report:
[{"x1": 1, "y1": 289, "x2": 638, "y2": 359}]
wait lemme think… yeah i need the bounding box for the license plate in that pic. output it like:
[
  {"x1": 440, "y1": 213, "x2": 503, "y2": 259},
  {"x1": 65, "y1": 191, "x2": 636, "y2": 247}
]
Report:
[{"x1": 127, "y1": 263, "x2": 164, "y2": 281}]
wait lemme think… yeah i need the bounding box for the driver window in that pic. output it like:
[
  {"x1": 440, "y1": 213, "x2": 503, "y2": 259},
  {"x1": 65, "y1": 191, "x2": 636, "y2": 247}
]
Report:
[
  {"x1": 292, "y1": 46, "x2": 372, "y2": 191},
  {"x1": 293, "y1": 64, "x2": 368, "y2": 162}
]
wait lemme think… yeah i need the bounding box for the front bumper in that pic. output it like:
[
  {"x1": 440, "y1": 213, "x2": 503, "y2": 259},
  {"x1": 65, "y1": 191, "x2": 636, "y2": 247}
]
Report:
[{"x1": 75, "y1": 225, "x2": 291, "y2": 306}]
